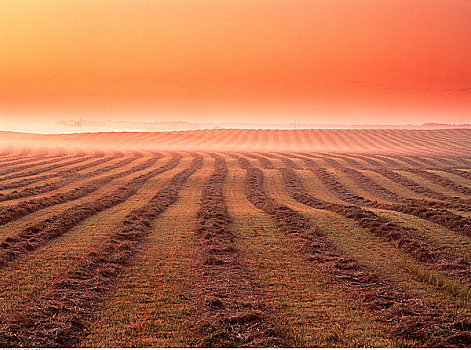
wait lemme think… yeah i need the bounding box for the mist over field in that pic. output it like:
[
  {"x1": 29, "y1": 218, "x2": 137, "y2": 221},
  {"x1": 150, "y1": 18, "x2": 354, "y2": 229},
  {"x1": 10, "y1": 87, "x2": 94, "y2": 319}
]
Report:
[{"x1": 1, "y1": 0, "x2": 470, "y2": 347}]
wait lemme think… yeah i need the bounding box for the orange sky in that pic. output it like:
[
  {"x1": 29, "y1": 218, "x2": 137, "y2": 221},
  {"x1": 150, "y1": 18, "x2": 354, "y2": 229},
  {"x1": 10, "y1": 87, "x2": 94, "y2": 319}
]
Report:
[{"x1": 0, "y1": 0, "x2": 470, "y2": 129}]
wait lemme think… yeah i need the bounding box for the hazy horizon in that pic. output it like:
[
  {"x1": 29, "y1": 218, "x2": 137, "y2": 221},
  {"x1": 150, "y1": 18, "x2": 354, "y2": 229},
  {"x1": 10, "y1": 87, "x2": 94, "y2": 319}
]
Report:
[
  {"x1": 2, "y1": 118, "x2": 471, "y2": 135},
  {"x1": 1, "y1": 0, "x2": 470, "y2": 133}
]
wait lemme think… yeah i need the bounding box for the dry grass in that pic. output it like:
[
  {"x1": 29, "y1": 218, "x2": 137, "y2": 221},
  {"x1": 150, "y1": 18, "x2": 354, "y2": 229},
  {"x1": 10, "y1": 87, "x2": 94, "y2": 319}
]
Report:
[
  {"x1": 0, "y1": 148, "x2": 471, "y2": 347},
  {"x1": 261, "y1": 167, "x2": 471, "y2": 311},
  {"x1": 396, "y1": 169, "x2": 471, "y2": 199},
  {"x1": 0, "y1": 155, "x2": 194, "y2": 323},
  {"x1": 224, "y1": 158, "x2": 403, "y2": 347},
  {"x1": 79, "y1": 157, "x2": 212, "y2": 347}
]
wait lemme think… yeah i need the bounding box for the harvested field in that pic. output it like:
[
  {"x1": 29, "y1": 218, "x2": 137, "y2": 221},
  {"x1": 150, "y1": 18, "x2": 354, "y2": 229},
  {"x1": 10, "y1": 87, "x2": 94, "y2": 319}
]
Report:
[{"x1": 0, "y1": 129, "x2": 471, "y2": 347}]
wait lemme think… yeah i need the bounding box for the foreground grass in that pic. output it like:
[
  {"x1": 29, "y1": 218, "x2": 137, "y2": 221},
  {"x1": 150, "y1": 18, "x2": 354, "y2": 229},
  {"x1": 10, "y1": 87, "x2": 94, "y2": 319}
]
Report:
[
  {"x1": 0, "y1": 155, "x2": 192, "y2": 323},
  {"x1": 79, "y1": 157, "x2": 213, "y2": 347},
  {"x1": 224, "y1": 158, "x2": 400, "y2": 347}
]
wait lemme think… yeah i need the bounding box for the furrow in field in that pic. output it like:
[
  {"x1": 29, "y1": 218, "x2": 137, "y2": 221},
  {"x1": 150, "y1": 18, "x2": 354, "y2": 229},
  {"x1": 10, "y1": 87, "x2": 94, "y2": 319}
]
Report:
[
  {"x1": 0, "y1": 154, "x2": 194, "y2": 334},
  {"x1": 0, "y1": 154, "x2": 180, "y2": 269},
  {"x1": 0, "y1": 156, "x2": 71, "y2": 178},
  {"x1": 405, "y1": 169, "x2": 471, "y2": 196},
  {"x1": 0, "y1": 154, "x2": 162, "y2": 226},
  {"x1": 0, "y1": 154, "x2": 141, "y2": 202},
  {"x1": 280, "y1": 167, "x2": 471, "y2": 286},
  {"x1": 372, "y1": 168, "x2": 471, "y2": 205},
  {"x1": 78, "y1": 154, "x2": 211, "y2": 347},
  {"x1": 0, "y1": 154, "x2": 203, "y2": 347},
  {"x1": 240, "y1": 153, "x2": 275, "y2": 169},
  {"x1": 189, "y1": 155, "x2": 286, "y2": 347},
  {"x1": 0, "y1": 154, "x2": 103, "y2": 183},
  {"x1": 235, "y1": 155, "x2": 471, "y2": 347},
  {"x1": 0, "y1": 153, "x2": 123, "y2": 191},
  {"x1": 223, "y1": 156, "x2": 400, "y2": 347}
]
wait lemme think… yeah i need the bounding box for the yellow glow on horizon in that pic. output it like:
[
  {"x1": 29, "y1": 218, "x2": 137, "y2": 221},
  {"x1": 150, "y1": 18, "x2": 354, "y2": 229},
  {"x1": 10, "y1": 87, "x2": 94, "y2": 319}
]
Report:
[{"x1": 1, "y1": 0, "x2": 470, "y2": 128}]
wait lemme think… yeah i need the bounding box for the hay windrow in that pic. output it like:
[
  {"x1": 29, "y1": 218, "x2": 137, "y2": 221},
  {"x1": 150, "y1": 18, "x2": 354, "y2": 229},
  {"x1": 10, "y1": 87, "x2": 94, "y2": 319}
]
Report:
[
  {"x1": 298, "y1": 161, "x2": 471, "y2": 238},
  {"x1": 235, "y1": 154, "x2": 471, "y2": 347},
  {"x1": 280, "y1": 167, "x2": 471, "y2": 285},
  {"x1": 0, "y1": 154, "x2": 137, "y2": 201},
  {"x1": 0, "y1": 154, "x2": 122, "y2": 191},
  {"x1": 0, "y1": 155, "x2": 96, "y2": 182},
  {"x1": 190, "y1": 154, "x2": 287, "y2": 347},
  {"x1": 0, "y1": 154, "x2": 203, "y2": 347},
  {"x1": 0, "y1": 154, "x2": 164, "y2": 226},
  {"x1": 0, "y1": 154, "x2": 180, "y2": 269}
]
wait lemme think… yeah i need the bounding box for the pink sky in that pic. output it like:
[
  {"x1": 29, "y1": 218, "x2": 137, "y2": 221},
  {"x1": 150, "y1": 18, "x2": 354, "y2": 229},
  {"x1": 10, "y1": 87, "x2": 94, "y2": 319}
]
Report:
[{"x1": 1, "y1": 0, "x2": 470, "y2": 130}]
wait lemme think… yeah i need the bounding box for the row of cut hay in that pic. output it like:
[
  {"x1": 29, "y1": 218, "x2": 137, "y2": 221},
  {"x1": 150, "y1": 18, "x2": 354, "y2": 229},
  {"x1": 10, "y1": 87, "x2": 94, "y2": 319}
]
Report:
[
  {"x1": 373, "y1": 168, "x2": 461, "y2": 200},
  {"x1": 0, "y1": 154, "x2": 181, "y2": 269},
  {"x1": 242, "y1": 153, "x2": 275, "y2": 169},
  {"x1": 0, "y1": 154, "x2": 203, "y2": 347},
  {"x1": 0, "y1": 155, "x2": 163, "y2": 226},
  {"x1": 0, "y1": 153, "x2": 145, "y2": 201},
  {"x1": 221, "y1": 156, "x2": 400, "y2": 347},
  {"x1": 0, "y1": 149, "x2": 106, "y2": 177},
  {"x1": 0, "y1": 155, "x2": 78, "y2": 178},
  {"x1": 0, "y1": 154, "x2": 195, "y2": 337},
  {"x1": 0, "y1": 146, "x2": 89, "y2": 166},
  {"x1": 270, "y1": 156, "x2": 471, "y2": 282},
  {"x1": 284, "y1": 152, "x2": 471, "y2": 226},
  {"x1": 190, "y1": 155, "x2": 286, "y2": 347},
  {"x1": 0, "y1": 153, "x2": 124, "y2": 191},
  {"x1": 235, "y1": 154, "x2": 470, "y2": 347},
  {"x1": 280, "y1": 167, "x2": 471, "y2": 288},
  {"x1": 0, "y1": 154, "x2": 61, "y2": 169},
  {"x1": 0, "y1": 154, "x2": 102, "y2": 183},
  {"x1": 296, "y1": 152, "x2": 471, "y2": 169},
  {"x1": 406, "y1": 168, "x2": 471, "y2": 196},
  {"x1": 3, "y1": 129, "x2": 471, "y2": 154},
  {"x1": 77, "y1": 154, "x2": 211, "y2": 347},
  {"x1": 265, "y1": 153, "x2": 302, "y2": 169},
  {"x1": 318, "y1": 166, "x2": 471, "y2": 211}
]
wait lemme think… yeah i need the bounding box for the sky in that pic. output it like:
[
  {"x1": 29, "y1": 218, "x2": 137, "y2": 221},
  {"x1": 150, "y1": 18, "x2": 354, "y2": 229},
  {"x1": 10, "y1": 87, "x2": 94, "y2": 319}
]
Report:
[{"x1": 0, "y1": 0, "x2": 470, "y2": 131}]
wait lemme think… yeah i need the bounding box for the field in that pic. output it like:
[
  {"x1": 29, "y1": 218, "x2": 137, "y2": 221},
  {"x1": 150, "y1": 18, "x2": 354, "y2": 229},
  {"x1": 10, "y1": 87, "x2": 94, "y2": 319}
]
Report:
[{"x1": 0, "y1": 129, "x2": 471, "y2": 347}]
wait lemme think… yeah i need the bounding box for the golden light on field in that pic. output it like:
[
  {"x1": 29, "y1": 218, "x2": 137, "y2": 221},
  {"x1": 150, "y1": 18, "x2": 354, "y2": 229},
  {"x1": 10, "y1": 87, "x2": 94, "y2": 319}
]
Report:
[
  {"x1": 2, "y1": 2, "x2": 471, "y2": 346},
  {"x1": 1, "y1": 0, "x2": 470, "y2": 130}
]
